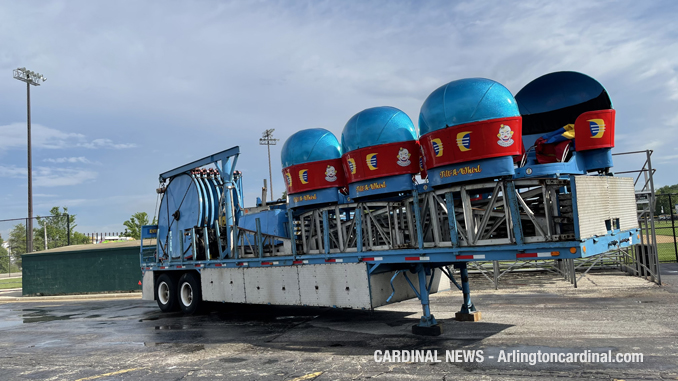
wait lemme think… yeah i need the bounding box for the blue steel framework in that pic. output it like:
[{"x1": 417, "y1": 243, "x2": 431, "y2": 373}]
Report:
[{"x1": 141, "y1": 146, "x2": 639, "y2": 334}]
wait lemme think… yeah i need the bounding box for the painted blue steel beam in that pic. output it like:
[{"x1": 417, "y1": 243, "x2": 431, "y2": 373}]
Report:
[
  {"x1": 444, "y1": 192, "x2": 460, "y2": 247},
  {"x1": 159, "y1": 146, "x2": 240, "y2": 181},
  {"x1": 142, "y1": 228, "x2": 639, "y2": 270}
]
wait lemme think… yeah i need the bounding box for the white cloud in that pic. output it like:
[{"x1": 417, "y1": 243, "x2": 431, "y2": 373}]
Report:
[
  {"x1": 0, "y1": 165, "x2": 27, "y2": 178},
  {"x1": 43, "y1": 156, "x2": 93, "y2": 164},
  {"x1": 34, "y1": 198, "x2": 89, "y2": 209},
  {"x1": 0, "y1": 123, "x2": 135, "y2": 151},
  {"x1": 0, "y1": 165, "x2": 97, "y2": 187},
  {"x1": 656, "y1": 154, "x2": 678, "y2": 164},
  {"x1": 76, "y1": 139, "x2": 136, "y2": 149},
  {"x1": 0, "y1": 123, "x2": 84, "y2": 150},
  {"x1": 33, "y1": 167, "x2": 98, "y2": 187}
]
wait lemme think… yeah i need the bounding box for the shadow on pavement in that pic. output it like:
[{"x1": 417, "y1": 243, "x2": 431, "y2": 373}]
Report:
[{"x1": 136, "y1": 302, "x2": 513, "y2": 355}]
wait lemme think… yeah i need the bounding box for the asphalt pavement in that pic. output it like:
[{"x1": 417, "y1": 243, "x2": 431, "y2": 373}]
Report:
[{"x1": 0, "y1": 266, "x2": 676, "y2": 380}]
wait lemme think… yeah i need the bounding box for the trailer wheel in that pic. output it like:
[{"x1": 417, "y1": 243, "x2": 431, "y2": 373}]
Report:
[
  {"x1": 156, "y1": 274, "x2": 179, "y2": 312},
  {"x1": 178, "y1": 272, "x2": 202, "y2": 314}
]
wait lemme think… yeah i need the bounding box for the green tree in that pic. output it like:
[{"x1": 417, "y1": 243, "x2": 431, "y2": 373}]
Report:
[
  {"x1": 8, "y1": 206, "x2": 90, "y2": 264},
  {"x1": 656, "y1": 184, "x2": 678, "y2": 216},
  {"x1": 33, "y1": 207, "x2": 89, "y2": 250},
  {"x1": 0, "y1": 235, "x2": 9, "y2": 273},
  {"x1": 7, "y1": 224, "x2": 27, "y2": 268},
  {"x1": 122, "y1": 212, "x2": 156, "y2": 239}
]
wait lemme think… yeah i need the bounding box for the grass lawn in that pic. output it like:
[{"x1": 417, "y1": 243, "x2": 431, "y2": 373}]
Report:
[
  {"x1": 642, "y1": 220, "x2": 677, "y2": 236},
  {"x1": 0, "y1": 277, "x2": 22, "y2": 290},
  {"x1": 658, "y1": 242, "x2": 678, "y2": 262}
]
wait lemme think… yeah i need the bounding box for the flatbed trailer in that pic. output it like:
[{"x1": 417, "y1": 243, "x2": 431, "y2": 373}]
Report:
[
  {"x1": 140, "y1": 146, "x2": 639, "y2": 335},
  {"x1": 141, "y1": 72, "x2": 639, "y2": 335}
]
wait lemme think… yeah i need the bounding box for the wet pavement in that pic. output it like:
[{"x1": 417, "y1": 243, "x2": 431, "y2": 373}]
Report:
[
  {"x1": 0, "y1": 288, "x2": 21, "y2": 298},
  {"x1": 0, "y1": 266, "x2": 677, "y2": 380}
]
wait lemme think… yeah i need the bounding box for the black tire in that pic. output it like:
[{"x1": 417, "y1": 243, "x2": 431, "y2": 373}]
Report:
[
  {"x1": 177, "y1": 272, "x2": 202, "y2": 315},
  {"x1": 156, "y1": 274, "x2": 179, "y2": 312}
]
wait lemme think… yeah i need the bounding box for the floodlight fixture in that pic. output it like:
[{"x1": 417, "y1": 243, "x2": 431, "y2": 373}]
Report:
[
  {"x1": 13, "y1": 67, "x2": 46, "y2": 86},
  {"x1": 259, "y1": 129, "x2": 280, "y2": 201}
]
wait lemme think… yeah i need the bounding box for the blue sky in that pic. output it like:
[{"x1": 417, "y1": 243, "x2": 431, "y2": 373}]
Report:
[{"x1": 1, "y1": 0, "x2": 677, "y2": 236}]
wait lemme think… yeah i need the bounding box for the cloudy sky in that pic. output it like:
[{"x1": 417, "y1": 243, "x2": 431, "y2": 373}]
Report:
[{"x1": 1, "y1": 0, "x2": 677, "y2": 235}]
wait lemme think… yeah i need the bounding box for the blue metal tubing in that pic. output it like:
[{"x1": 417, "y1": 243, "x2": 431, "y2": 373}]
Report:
[
  {"x1": 232, "y1": 225, "x2": 239, "y2": 260},
  {"x1": 322, "y1": 210, "x2": 330, "y2": 255},
  {"x1": 455, "y1": 262, "x2": 476, "y2": 314},
  {"x1": 440, "y1": 266, "x2": 462, "y2": 290},
  {"x1": 288, "y1": 211, "x2": 297, "y2": 258},
  {"x1": 444, "y1": 193, "x2": 460, "y2": 247},
  {"x1": 158, "y1": 147, "x2": 240, "y2": 262},
  {"x1": 415, "y1": 265, "x2": 437, "y2": 327},
  {"x1": 412, "y1": 188, "x2": 424, "y2": 249},
  {"x1": 417, "y1": 267, "x2": 431, "y2": 318},
  {"x1": 401, "y1": 271, "x2": 419, "y2": 299},
  {"x1": 214, "y1": 218, "x2": 225, "y2": 260},
  {"x1": 255, "y1": 218, "x2": 264, "y2": 258},
  {"x1": 394, "y1": 265, "x2": 437, "y2": 327},
  {"x1": 356, "y1": 208, "x2": 363, "y2": 253},
  {"x1": 224, "y1": 187, "x2": 233, "y2": 259},
  {"x1": 203, "y1": 227, "x2": 211, "y2": 260},
  {"x1": 427, "y1": 267, "x2": 436, "y2": 292},
  {"x1": 570, "y1": 174, "x2": 582, "y2": 239},
  {"x1": 503, "y1": 181, "x2": 524, "y2": 245},
  {"x1": 386, "y1": 270, "x2": 402, "y2": 302}
]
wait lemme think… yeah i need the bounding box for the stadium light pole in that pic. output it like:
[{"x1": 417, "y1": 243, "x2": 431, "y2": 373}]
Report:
[
  {"x1": 259, "y1": 129, "x2": 279, "y2": 202},
  {"x1": 13, "y1": 67, "x2": 46, "y2": 253}
]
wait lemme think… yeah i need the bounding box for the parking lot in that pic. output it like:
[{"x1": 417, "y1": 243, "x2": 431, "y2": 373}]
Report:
[{"x1": 1, "y1": 265, "x2": 677, "y2": 380}]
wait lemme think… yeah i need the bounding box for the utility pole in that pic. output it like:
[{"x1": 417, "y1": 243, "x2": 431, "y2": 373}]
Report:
[
  {"x1": 7, "y1": 243, "x2": 11, "y2": 278},
  {"x1": 259, "y1": 129, "x2": 279, "y2": 202},
  {"x1": 13, "y1": 68, "x2": 46, "y2": 253}
]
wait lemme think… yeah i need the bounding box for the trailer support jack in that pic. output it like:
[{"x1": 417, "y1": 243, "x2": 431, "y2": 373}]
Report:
[
  {"x1": 411, "y1": 265, "x2": 443, "y2": 336},
  {"x1": 454, "y1": 262, "x2": 482, "y2": 322}
]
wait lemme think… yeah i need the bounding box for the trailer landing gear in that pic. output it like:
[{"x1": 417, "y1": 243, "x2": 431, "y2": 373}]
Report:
[
  {"x1": 410, "y1": 265, "x2": 443, "y2": 336},
  {"x1": 410, "y1": 263, "x2": 482, "y2": 336},
  {"x1": 454, "y1": 263, "x2": 482, "y2": 322}
]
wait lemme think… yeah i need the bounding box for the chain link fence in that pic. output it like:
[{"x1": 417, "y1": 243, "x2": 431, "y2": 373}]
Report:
[
  {"x1": 654, "y1": 193, "x2": 678, "y2": 263},
  {"x1": 0, "y1": 214, "x2": 139, "y2": 278},
  {"x1": 0, "y1": 214, "x2": 80, "y2": 274}
]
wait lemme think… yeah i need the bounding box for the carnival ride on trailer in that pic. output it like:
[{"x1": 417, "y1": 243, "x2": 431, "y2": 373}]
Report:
[{"x1": 140, "y1": 71, "x2": 639, "y2": 336}]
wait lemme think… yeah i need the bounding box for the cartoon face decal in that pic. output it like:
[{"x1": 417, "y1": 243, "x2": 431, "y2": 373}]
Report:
[
  {"x1": 497, "y1": 124, "x2": 514, "y2": 147},
  {"x1": 325, "y1": 165, "x2": 337, "y2": 182},
  {"x1": 397, "y1": 147, "x2": 411, "y2": 167}
]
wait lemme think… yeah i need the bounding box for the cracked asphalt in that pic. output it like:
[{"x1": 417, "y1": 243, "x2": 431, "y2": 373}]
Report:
[{"x1": 1, "y1": 264, "x2": 677, "y2": 380}]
